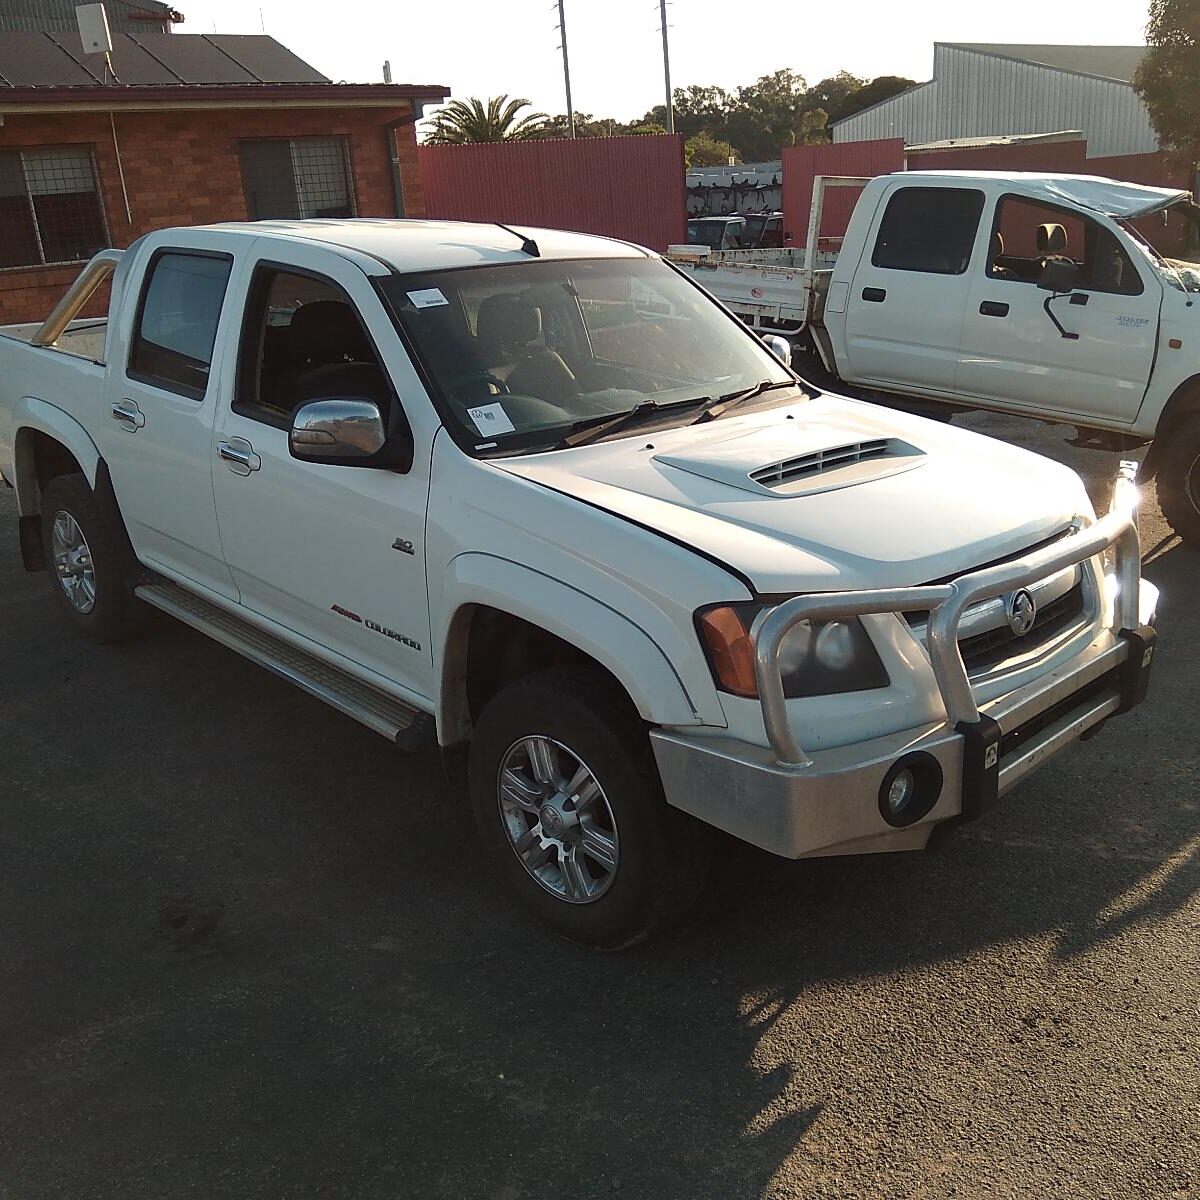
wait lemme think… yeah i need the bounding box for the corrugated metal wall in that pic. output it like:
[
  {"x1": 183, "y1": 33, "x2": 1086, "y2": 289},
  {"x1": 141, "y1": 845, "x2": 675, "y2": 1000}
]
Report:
[
  {"x1": 780, "y1": 140, "x2": 905, "y2": 245},
  {"x1": 0, "y1": 0, "x2": 174, "y2": 33},
  {"x1": 418, "y1": 135, "x2": 686, "y2": 253},
  {"x1": 834, "y1": 45, "x2": 1158, "y2": 158}
]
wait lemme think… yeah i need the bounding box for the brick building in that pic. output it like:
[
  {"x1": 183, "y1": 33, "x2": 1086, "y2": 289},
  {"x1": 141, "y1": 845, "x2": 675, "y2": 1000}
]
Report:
[{"x1": 0, "y1": 30, "x2": 448, "y2": 322}]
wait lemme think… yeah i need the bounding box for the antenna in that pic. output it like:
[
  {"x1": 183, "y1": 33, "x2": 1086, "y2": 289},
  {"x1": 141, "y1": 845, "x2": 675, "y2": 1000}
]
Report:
[{"x1": 75, "y1": 4, "x2": 115, "y2": 82}]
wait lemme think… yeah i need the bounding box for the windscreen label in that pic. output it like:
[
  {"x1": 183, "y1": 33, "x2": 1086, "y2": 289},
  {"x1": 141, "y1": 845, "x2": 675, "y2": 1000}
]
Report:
[
  {"x1": 467, "y1": 403, "x2": 516, "y2": 436},
  {"x1": 407, "y1": 287, "x2": 450, "y2": 309}
]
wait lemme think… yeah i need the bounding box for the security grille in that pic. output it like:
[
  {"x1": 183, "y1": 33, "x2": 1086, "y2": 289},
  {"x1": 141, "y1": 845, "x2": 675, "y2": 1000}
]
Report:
[
  {"x1": 0, "y1": 146, "x2": 109, "y2": 270},
  {"x1": 239, "y1": 136, "x2": 356, "y2": 221}
]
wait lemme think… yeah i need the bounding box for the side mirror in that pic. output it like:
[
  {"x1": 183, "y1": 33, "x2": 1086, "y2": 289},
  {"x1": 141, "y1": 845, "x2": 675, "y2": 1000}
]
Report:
[
  {"x1": 760, "y1": 333, "x2": 793, "y2": 366},
  {"x1": 1037, "y1": 260, "x2": 1082, "y2": 293},
  {"x1": 289, "y1": 397, "x2": 411, "y2": 469}
]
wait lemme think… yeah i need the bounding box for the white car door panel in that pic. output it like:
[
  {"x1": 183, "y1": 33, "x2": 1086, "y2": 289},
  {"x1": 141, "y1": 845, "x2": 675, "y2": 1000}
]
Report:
[
  {"x1": 100, "y1": 243, "x2": 239, "y2": 599},
  {"x1": 210, "y1": 245, "x2": 435, "y2": 700}
]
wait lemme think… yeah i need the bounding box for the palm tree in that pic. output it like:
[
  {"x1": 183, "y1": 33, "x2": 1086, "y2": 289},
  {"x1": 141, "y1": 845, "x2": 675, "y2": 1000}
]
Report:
[{"x1": 424, "y1": 96, "x2": 549, "y2": 144}]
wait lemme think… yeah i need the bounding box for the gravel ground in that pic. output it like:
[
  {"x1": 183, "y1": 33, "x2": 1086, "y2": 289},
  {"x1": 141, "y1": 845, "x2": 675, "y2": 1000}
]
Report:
[{"x1": 0, "y1": 412, "x2": 1196, "y2": 1199}]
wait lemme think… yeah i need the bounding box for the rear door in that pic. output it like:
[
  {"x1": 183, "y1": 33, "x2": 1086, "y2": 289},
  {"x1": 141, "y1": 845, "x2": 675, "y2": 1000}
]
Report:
[
  {"x1": 958, "y1": 194, "x2": 1160, "y2": 424},
  {"x1": 100, "y1": 236, "x2": 238, "y2": 599},
  {"x1": 841, "y1": 183, "x2": 986, "y2": 392}
]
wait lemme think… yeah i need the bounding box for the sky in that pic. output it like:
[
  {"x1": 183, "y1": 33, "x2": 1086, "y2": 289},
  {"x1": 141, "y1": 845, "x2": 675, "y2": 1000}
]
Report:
[{"x1": 182, "y1": 0, "x2": 1152, "y2": 126}]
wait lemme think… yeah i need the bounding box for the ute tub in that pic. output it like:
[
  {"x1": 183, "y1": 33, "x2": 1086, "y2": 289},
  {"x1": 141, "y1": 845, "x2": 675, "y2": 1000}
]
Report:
[{"x1": 651, "y1": 463, "x2": 1159, "y2": 858}]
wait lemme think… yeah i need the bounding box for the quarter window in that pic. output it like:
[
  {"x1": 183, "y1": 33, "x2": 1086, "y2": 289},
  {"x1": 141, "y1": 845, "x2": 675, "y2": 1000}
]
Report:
[
  {"x1": 0, "y1": 146, "x2": 108, "y2": 270},
  {"x1": 871, "y1": 187, "x2": 985, "y2": 275},
  {"x1": 129, "y1": 252, "x2": 232, "y2": 399},
  {"x1": 238, "y1": 137, "x2": 356, "y2": 221}
]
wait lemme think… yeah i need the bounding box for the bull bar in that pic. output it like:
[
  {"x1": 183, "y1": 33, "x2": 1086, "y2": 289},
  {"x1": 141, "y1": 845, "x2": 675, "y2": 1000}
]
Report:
[{"x1": 752, "y1": 461, "x2": 1145, "y2": 769}]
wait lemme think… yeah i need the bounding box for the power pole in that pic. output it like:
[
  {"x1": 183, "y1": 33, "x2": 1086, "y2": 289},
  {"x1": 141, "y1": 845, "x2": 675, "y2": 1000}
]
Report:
[
  {"x1": 556, "y1": 0, "x2": 576, "y2": 138},
  {"x1": 658, "y1": 0, "x2": 674, "y2": 134}
]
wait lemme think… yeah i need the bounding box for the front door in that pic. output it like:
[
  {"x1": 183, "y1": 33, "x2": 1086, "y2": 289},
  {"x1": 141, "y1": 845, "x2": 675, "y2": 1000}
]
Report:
[
  {"x1": 841, "y1": 183, "x2": 986, "y2": 393},
  {"x1": 210, "y1": 247, "x2": 434, "y2": 700},
  {"x1": 958, "y1": 194, "x2": 1160, "y2": 425},
  {"x1": 100, "y1": 242, "x2": 239, "y2": 599}
]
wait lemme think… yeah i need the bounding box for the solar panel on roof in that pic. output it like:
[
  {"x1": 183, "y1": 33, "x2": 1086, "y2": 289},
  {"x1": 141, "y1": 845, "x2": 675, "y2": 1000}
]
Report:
[
  {"x1": 45, "y1": 32, "x2": 179, "y2": 85},
  {"x1": 206, "y1": 35, "x2": 329, "y2": 84},
  {"x1": 0, "y1": 32, "x2": 98, "y2": 85},
  {"x1": 124, "y1": 32, "x2": 257, "y2": 84}
]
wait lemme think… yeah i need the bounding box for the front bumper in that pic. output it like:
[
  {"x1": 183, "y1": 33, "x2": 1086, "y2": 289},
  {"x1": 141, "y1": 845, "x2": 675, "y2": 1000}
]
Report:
[{"x1": 651, "y1": 463, "x2": 1159, "y2": 859}]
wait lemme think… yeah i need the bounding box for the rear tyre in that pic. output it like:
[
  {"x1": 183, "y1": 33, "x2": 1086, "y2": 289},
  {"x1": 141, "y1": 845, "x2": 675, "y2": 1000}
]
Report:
[
  {"x1": 468, "y1": 666, "x2": 712, "y2": 949},
  {"x1": 1157, "y1": 414, "x2": 1200, "y2": 547},
  {"x1": 40, "y1": 474, "x2": 143, "y2": 643}
]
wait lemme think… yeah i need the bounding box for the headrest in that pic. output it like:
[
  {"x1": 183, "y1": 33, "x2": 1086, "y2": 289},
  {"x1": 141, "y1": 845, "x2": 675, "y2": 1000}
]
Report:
[
  {"x1": 991, "y1": 230, "x2": 1005, "y2": 257},
  {"x1": 289, "y1": 300, "x2": 372, "y2": 366},
  {"x1": 476, "y1": 293, "x2": 542, "y2": 350},
  {"x1": 1036, "y1": 223, "x2": 1068, "y2": 255}
]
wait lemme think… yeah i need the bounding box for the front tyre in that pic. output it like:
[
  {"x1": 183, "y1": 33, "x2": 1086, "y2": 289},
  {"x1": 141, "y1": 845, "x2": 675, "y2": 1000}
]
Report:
[
  {"x1": 468, "y1": 667, "x2": 711, "y2": 949},
  {"x1": 1158, "y1": 415, "x2": 1200, "y2": 547},
  {"x1": 40, "y1": 474, "x2": 143, "y2": 643}
]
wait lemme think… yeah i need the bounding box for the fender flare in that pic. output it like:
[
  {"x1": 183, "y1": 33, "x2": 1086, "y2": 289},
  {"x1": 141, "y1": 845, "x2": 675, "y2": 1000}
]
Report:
[
  {"x1": 11, "y1": 397, "x2": 102, "y2": 516},
  {"x1": 437, "y1": 553, "x2": 710, "y2": 741},
  {"x1": 1140, "y1": 374, "x2": 1200, "y2": 482}
]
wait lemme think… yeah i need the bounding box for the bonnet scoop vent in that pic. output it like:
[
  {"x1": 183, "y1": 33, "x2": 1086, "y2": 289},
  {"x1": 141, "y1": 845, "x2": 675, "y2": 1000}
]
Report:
[{"x1": 751, "y1": 438, "x2": 891, "y2": 489}]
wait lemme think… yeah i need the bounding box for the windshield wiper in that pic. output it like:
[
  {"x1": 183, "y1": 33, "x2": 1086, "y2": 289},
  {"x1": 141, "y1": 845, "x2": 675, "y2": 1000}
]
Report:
[
  {"x1": 560, "y1": 396, "x2": 711, "y2": 448},
  {"x1": 688, "y1": 379, "x2": 798, "y2": 425}
]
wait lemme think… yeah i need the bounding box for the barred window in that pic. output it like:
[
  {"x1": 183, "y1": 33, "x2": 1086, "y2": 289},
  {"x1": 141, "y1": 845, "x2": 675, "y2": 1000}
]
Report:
[
  {"x1": 0, "y1": 146, "x2": 109, "y2": 270},
  {"x1": 239, "y1": 136, "x2": 356, "y2": 221}
]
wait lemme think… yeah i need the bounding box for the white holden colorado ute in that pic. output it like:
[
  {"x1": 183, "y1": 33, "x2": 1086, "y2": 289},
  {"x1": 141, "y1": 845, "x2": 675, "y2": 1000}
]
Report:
[
  {"x1": 670, "y1": 171, "x2": 1200, "y2": 546},
  {"x1": 0, "y1": 219, "x2": 1159, "y2": 947}
]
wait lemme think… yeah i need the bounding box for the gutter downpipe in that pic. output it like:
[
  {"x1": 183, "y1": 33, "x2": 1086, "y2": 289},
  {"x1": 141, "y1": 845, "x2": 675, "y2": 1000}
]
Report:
[{"x1": 386, "y1": 101, "x2": 431, "y2": 219}]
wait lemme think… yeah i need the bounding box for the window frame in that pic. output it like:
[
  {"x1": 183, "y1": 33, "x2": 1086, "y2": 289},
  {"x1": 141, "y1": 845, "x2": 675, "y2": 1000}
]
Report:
[
  {"x1": 0, "y1": 143, "x2": 110, "y2": 272},
  {"x1": 985, "y1": 191, "x2": 1146, "y2": 297},
  {"x1": 126, "y1": 247, "x2": 234, "y2": 401},
  {"x1": 237, "y1": 136, "x2": 358, "y2": 222},
  {"x1": 233, "y1": 260, "x2": 401, "y2": 436},
  {"x1": 870, "y1": 185, "x2": 986, "y2": 276}
]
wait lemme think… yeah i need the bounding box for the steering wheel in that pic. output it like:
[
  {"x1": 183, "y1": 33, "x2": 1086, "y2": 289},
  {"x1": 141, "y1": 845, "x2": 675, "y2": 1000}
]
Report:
[{"x1": 446, "y1": 370, "x2": 510, "y2": 401}]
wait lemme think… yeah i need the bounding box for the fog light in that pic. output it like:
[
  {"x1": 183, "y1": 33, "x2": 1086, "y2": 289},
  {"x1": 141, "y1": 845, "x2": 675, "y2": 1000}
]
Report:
[
  {"x1": 886, "y1": 768, "x2": 915, "y2": 816},
  {"x1": 878, "y1": 753, "x2": 944, "y2": 828}
]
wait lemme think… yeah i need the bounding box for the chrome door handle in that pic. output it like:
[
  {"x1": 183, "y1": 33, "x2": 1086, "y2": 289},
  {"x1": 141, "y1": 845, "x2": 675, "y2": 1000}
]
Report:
[
  {"x1": 111, "y1": 399, "x2": 145, "y2": 431},
  {"x1": 218, "y1": 437, "x2": 261, "y2": 475}
]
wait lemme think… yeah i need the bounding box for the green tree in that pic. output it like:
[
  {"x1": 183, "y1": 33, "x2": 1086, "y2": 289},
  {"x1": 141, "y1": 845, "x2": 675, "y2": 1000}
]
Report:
[
  {"x1": 837, "y1": 75, "x2": 918, "y2": 123},
  {"x1": 804, "y1": 72, "x2": 867, "y2": 122},
  {"x1": 685, "y1": 132, "x2": 740, "y2": 168},
  {"x1": 423, "y1": 95, "x2": 548, "y2": 144},
  {"x1": 1134, "y1": 0, "x2": 1200, "y2": 171}
]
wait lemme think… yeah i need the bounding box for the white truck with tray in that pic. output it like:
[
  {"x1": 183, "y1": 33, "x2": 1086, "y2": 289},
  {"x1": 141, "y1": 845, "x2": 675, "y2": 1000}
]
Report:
[
  {"x1": 0, "y1": 217, "x2": 1159, "y2": 947},
  {"x1": 669, "y1": 171, "x2": 1200, "y2": 546}
]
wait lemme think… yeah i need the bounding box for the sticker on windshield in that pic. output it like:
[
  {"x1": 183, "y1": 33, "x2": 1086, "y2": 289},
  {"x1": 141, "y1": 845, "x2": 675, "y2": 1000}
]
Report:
[
  {"x1": 467, "y1": 403, "x2": 516, "y2": 436},
  {"x1": 407, "y1": 287, "x2": 450, "y2": 309}
]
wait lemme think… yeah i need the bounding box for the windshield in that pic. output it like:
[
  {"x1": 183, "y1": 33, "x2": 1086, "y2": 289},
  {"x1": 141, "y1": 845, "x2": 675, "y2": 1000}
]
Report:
[
  {"x1": 687, "y1": 220, "x2": 735, "y2": 249},
  {"x1": 379, "y1": 257, "x2": 794, "y2": 453},
  {"x1": 1119, "y1": 203, "x2": 1200, "y2": 292}
]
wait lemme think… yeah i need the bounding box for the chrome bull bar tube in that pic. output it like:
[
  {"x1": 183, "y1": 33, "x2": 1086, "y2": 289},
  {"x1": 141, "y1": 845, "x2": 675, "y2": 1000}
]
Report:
[{"x1": 754, "y1": 463, "x2": 1142, "y2": 768}]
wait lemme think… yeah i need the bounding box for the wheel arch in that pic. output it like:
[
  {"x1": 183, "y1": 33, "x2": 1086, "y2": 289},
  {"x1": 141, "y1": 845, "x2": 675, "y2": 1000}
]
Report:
[
  {"x1": 1140, "y1": 374, "x2": 1200, "y2": 481},
  {"x1": 437, "y1": 554, "x2": 710, "y2": 752},
  {"x1": 11, "y1": 399, "x2": 102, "y2": 516}
]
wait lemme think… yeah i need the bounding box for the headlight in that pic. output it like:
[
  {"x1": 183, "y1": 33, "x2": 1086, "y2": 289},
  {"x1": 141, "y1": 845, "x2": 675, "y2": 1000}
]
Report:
[{"x1": 696, "y1": 602, "x2": 889, "y2": 698}]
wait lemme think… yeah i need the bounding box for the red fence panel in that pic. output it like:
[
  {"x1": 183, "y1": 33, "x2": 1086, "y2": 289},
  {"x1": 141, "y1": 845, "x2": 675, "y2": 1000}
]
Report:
[
  {"x1": 418, "y1": 135, "x2": 686, "y2": 253},
  {"x1": 781, "y1": 139, "x2": 905, "y2": 245}
]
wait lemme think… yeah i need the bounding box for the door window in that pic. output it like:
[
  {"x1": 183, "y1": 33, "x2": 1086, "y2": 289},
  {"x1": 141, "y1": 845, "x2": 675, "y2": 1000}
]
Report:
[
  {"x1": 871, "y1": 187, "x2": 985, "y2": 275},
  {"x1": 986, "y1": 195, "x2": 1143, "y2": 295},
  {"x1": 128, "y1": 251, "x2": 233, "y2": 399},
  {"x1": 235, "y1": 266, "x2": 402, "y2": 437}
]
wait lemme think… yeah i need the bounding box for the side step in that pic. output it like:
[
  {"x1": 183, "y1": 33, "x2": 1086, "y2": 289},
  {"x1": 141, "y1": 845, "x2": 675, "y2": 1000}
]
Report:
[{"x1": 135, "y1": 581, "x2": 435, "y2": 750}]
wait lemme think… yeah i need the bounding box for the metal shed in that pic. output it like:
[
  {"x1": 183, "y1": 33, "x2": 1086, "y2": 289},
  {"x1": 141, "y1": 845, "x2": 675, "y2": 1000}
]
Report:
[{"x1": 832, "y1": 44, "x2": 1158, "y2": 159}]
